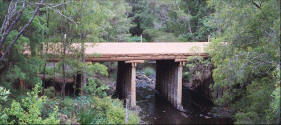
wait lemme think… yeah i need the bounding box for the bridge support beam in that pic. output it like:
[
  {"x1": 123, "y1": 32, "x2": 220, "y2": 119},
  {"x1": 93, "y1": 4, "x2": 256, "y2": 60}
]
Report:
[
  {"x1": 156, "y1": 60, "x2": 184, "y2": 111},
  {"x1": 116, "y1": 61, "x2": 137, "y2": 108}
]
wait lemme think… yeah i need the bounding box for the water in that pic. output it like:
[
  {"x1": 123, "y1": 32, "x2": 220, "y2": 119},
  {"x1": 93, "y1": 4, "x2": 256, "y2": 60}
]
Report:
[{"x1": 136, "y1": 79, "x2": 233, "y2": 124}]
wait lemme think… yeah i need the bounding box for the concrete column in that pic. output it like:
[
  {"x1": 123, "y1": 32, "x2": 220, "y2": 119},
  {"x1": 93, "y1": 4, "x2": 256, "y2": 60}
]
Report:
[
  {"x1": 116, "y1": 61, "x2": 136, "y2": 107},
  {"x1": 156, "y1": 60, "x2": 184, "y2": 110},
  {"x1": 130, "y1": 62, "x2": 136, "y2": 107}
]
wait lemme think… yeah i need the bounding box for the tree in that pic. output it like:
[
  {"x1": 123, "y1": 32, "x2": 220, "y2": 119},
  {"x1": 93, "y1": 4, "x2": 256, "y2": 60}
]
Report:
[
  {"x1": 208, "y1": 0, "x2": 280, "y2": 124},
  {"x1": 0, "y1": 0, "x2": 73, "y2": 92},
  {"x1": 0, "y1": 0, "x2": 44, "y2": 63}
]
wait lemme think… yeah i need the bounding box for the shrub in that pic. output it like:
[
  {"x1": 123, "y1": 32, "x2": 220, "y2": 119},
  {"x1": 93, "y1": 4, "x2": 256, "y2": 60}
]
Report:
[
  {"x1": 0, "y1": 87, "x2": 10, "y2": 103},
  {"x1": 143, "y1": 67, "x2": 154, "y2": 77},
  {"x1": 43, "y1": 86, "x2": 56, "y2": 98},
  {"x1": 78, "y1": 96, "x2": 139, "y2": 124},
  {"x1": 83, "y1": 78, "x2": 109, "y2": 97},
  {"x1": 0, "y1": 84, "x2": 60, "y2": 124}
]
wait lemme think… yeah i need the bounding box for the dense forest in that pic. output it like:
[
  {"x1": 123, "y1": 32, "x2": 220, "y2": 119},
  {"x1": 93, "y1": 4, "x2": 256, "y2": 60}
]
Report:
[{"x1": 0, "y1": 0, "x2": 280, "y2": 124}]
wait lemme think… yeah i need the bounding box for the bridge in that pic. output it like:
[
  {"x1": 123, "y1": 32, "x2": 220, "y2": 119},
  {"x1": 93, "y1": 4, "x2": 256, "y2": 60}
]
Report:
[{"x1": 43, "y1": 42, "x2": 210, "y2": 110}]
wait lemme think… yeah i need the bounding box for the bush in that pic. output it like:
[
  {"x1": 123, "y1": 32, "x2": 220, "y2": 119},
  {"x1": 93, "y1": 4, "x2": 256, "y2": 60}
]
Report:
[
  {"x1": 83, "y1": 78, "x2": 109, "y2": 97},
  {"x1": 233, "y1": 78, "x2": 275, "y2": 124},
  {"x1": 78, "y1": 96, "x2": 139, "y2": 124},
  {"x1": 43, "y1": 86, "x2": 56, "y2": 98},
  {"x1": 54, "y1": 95, "x2": 140, "y2": 124},
  {"x1": 143, "y1": 67, "x2": 154, "y2": 77},
  {"x1": 0, "y1": 87, "x2": 10, "y2": 103},
  {"x1": 128, "y1": 36, "x2": 148, "y2": 42},
  {"x1": 0, "y1": 84, "x2": 60, "y2": 124}
]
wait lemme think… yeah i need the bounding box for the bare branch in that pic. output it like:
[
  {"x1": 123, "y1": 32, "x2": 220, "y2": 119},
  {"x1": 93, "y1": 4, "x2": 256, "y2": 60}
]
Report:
[
  {"x1": 0, "y1": 0, "x2": 44, "y2": 63},
  {"x1": 44, "y1": 1, "x2": 72, "y2": 8},
  {"x1": 0, "y1": 0, "x2": 26, "y2": 49},
  {"x1": 52, "y1": 8, "x2": 78, "y2": 26},
  {"x1": 251, "y1": 0, "x2": 261, "y2": 9},
  {"x1": 0, "y1": 0, "x2": 18, "y2": 33},
  {"x1": 33, "y1": 1, "x2": 77, "y2": 26},
  {"x1": 28, "y1": 1, "x2": 72, "y2": 8}
]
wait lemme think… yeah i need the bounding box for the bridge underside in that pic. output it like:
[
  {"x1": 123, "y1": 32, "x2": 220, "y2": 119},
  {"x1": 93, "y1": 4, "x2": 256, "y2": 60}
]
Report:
[{"x1": 116, "y1": 60, "x2": 185, "y2": 110}]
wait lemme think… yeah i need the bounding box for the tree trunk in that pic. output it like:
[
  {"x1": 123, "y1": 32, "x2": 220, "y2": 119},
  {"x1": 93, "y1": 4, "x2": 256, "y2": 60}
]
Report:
[
  {"x1": 53, "y1": 62, "x2": 56, "y2": 96},
  {"x1": 81, "y1": 41, "x2": 86, "y2": 95},
  {"x1": 73, "y1": 73, "x2": 77, "y2": 96},
  {"x1": 186, "y1": 8, "x2": 193, "y2": 34},
  {"x1": 42, "y1": 42, "x2": 48, "y2": 90},
  {"x1": 42, "y1": 11, "x2": 50, "y2": 90},
  {"x1": 61, "y1": 34, "x2": 66, "y2": 98},
  {"x1": 187, "y1": 18, "x2": 192, "y2": 34},
  {"x1": 61, "y1": 1, "x2": 67, "y2": 98}
]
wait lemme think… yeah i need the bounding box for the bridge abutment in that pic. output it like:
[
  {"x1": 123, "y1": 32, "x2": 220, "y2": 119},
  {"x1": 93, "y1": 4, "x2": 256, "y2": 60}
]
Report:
[{"x1": 156, "y1": 60, "x2": 184, "y2": 111}]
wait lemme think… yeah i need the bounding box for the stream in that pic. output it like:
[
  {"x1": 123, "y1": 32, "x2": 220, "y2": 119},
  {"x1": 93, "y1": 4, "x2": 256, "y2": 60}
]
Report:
[{"x1": 135, "y1": 69, "x2": 233, "y2": 124}]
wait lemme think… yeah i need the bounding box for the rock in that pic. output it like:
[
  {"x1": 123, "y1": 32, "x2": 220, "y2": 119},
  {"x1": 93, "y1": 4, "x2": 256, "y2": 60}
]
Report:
[
  {"x1": 204, "y1": 115, "x2": 211, "y2": 119},
  {"x1": 177, "y1": 105, "x2": 186, "y2": 112}
]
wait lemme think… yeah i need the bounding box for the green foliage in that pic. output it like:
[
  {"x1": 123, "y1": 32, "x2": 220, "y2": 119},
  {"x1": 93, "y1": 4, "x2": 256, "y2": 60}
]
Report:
[
  {"x1": 143, "y1": 28, "x2": 179, "y2": 42},
  {"x1": 0, "y1": 84, "x2": 60, "y2": 124},
  {"x1": 0, "y1": 87, "x2": 10, "y2": 103},
  {"x1": 49, "y1": 96, "x2": 140, "y2": 124},
  {"x1": 46, "y1": 0, "x2": 132, "y2": 42},
  {"x1": 0, "y1": 0, "x2": 46, "y2": 92},
  {"x1": 143, "y1": 67, "x2": 154, "y2": 77},
  {"x1": 209, "y1": 0, "x2": 280, "y2": 124},
  {"x1": 0, "y1": 56, "x2": 43, "y2": 93},
  {"x1": 129, "y1": 0, "x2": 215, "y2": 41},
  {"x1": 86, "y1": 63, "x2": 108, "y2": 77},
  {"x1": 78, "y1": 97, "x2": 139, "y2": 124},
  {"x1": 128, "y1": 36, "x2": 147, "y2": 42},
  {"x1": 83, "y1": 78, "x2": 109, "y2": 97},
  {"x1": 183, "y1": 56, "x2": 211, "y2": 82},
  {"x1": 266, "y1": 66, "x2": 280, "y2": 123},
  {"x1": 233, "y1": 78, "x2": 275, "y2": 124},
  {"x1": 43, "y1": 87, "x2": 56, "y2": 98},
  {"x1": 267, "y1": 87, "x2": 280, "y2": 123}
]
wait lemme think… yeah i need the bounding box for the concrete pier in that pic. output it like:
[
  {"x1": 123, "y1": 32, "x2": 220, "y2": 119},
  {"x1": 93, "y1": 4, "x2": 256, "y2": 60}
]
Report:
[
  {"x1": 156, "y1": 60, "x2": 184, "y2": 110},
  {"x1": 116, "y1": 60, "x2": 184, "y2": 110},
  {"x1": 116, "y1": 61, "x2": 137, "y2": 107}
]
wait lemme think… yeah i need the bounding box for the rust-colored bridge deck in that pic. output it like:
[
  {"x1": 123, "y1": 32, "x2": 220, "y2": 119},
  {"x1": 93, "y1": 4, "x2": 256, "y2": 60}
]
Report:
[{"x1": 44, "y1": 42, "x2": 210, "y2": 62}]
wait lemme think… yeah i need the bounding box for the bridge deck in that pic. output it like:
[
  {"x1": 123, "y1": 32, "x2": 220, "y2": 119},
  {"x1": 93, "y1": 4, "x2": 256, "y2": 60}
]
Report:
[
  {"x1": 86, "y1": 42, "x2": 209, "y2": 61},
  {"x1": 44, "y1": 42, "x2": 210, "y2": 62}
]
